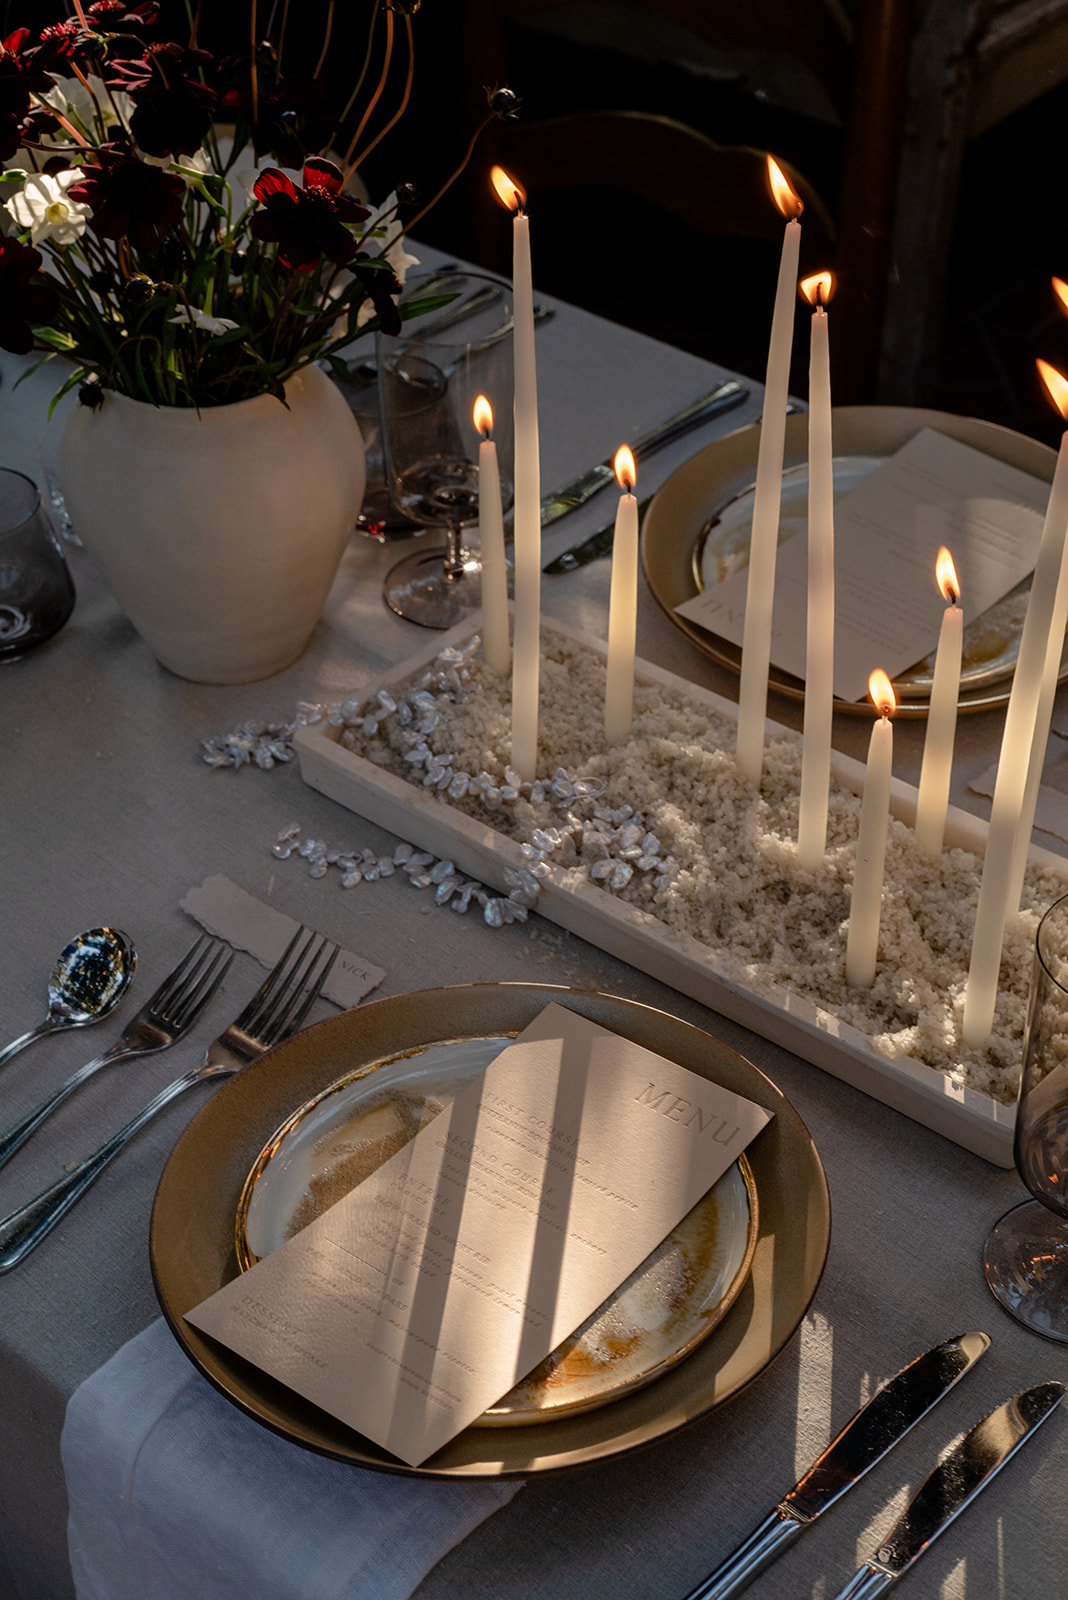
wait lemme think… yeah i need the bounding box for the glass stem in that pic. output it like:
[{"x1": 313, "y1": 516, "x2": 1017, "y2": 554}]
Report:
[{"x1": 443, "y1": 521, "x2": 465, "y2": 584}]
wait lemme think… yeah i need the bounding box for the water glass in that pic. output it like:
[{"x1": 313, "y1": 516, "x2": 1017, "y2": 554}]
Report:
[
  {"x1": 0, "y1": 468, "x2": 75, "y2": 658},
  {"x1": 377, "y1": 270, "x2": 515, "y2": 627},
  {"x1": 983, "y1": 891, "x2": 1068, "y2": 1341}
]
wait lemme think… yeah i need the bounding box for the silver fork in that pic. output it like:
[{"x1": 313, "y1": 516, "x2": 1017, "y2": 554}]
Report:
[
  {"x1": 0, "y1": 927, "x2": 338, "y2": 1270},
  {"x1": 0, "y1": 934, "x2": 232, "y2": 1174}
]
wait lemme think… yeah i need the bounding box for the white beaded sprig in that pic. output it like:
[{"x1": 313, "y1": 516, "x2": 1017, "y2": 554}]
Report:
[{"x1": 206, "y1": 636, "x2": 678, "y2": 925}]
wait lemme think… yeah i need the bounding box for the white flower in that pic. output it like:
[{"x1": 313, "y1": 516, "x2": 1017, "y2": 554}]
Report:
[
  {"x1": 5, "y1": 169, "x2": 91, "y2": 246},
  {"x1": 355, "y1": 192, "x2": 419, "y2": 328},
  {"x1": 39, "y1": 74, "x2": 134, "y2": 140},
  {"x1": 168, "y1": 306, "x2": 240, "y2": 335},
  {"x1": 144, "y1": 147, "x2": 213, "y2": 187}
]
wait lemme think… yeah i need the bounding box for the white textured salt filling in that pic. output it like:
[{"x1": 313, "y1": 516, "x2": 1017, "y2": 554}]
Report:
[{"x1": 343, "y1": 634, "x2": 1068, "y2": 1106}]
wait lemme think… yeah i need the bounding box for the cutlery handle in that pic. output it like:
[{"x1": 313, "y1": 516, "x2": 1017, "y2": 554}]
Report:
[
  {"x1": 0, "y1": 1064, "x2": 221, "y2": 1270},
  {"x1": 0, "y1": 1017, "x2": 56, "y2": 1071},
  {"x1": 683, "y1": 1508, "x2": 804, "y2": 1600},
  {"x1": 829, "y1": 1565, "x2": 895, "y2": 1600},
  {"x1": 0, "y1": 1049, "x2": 123, "y2": 1172},
  {"x1": 630, "y1": 380, "x2": 747, "y2": 461}
]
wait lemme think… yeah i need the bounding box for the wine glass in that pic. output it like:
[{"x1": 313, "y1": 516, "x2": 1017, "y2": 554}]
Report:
[
  {"x1": 377, "y1": 271, "x2": 514, "y2": 627},
  {"x1": 984, "y1": 891, "x2": 1068, "y2": 1342}
]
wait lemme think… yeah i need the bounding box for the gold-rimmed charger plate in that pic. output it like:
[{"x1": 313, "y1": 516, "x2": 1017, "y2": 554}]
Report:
[
  {"x1": 642, "y1": 405, "x2": 1063, "y2": 718},
  {"x1": 233, "y1": 1032, "x2": 758, "y2": 1427},
  {"x1": 151, "y1": 983, "x2": 829, "y2": 1479}
]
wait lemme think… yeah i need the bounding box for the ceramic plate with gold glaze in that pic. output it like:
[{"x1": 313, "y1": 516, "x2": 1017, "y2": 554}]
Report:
[
  {"x1": 234, "y1": 1033, "x2": 757, "y2": 1426},
  {"x1": 151, "y1": 983, "x2": 829, "y2": 1478},
  {"x1": 643, "y1": 405, "x2": 1064, "y2": 717}
]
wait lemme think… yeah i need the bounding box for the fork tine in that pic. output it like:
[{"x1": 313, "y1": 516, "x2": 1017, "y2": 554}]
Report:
[
  {"x1": 146, "y1": 934, "x2": 211, "y2": 1011},
  {"x1": 256, "y1": 933, "x2": 332, "y2": 1042},
  {"x1": 270, "y1": 939, "x2": 339, "y2": 1043},
  {"x1": 232, "y1": 925, "x2": 308, "y2": 1032},
  {"x1": 256, "y1": 935, "x2": 339, "y2": 1048},
  {"x1": 160, "y1": 938, "x2": 233, "y2": 1029}
]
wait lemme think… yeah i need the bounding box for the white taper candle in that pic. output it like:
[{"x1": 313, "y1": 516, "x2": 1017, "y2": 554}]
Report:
[
  {"x1": 845, "y1": 671, "x2": 896, "y2": 988},
  {"x1": 605, "y1": 447, "x2": 639, "y2": 744},
  {"x1": 736, "y1": 157, "x2": 803, "y2": 784},
  {"x1": 797, "y1": 272, "x2": 835, "y2": 871},
  {"x1": 474, "y1": 396, "x2": 510, "y2": 677},
  {"x1": 914, "y1": 549, "x2": 962, "y2": 857}
]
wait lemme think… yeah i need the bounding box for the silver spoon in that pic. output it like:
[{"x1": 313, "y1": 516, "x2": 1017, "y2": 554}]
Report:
[{"x1": 0, "y1": 928, "x2": 137, "y2": 1071}]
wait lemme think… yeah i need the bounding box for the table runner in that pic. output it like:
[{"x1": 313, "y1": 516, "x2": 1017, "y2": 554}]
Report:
[{"x1": 61, "y1": 1318, "x2": 521, "y2": 1600}]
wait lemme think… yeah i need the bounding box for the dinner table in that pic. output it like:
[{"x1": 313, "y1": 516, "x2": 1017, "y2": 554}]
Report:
[{"x1": 2, "y1": 243, "x2": 1068, "y2": 1600}]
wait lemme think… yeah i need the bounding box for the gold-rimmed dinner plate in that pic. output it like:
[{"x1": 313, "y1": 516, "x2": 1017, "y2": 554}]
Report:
[
  {"x1": 151, "y1": 983, "x2": 829, "y2": 1479},
  {"x1": 642, "y1": 405, "x2": 1064, "y2": 719},
  {"x1": 233, "y1": 1032, "x2": 758, "y2": 1427}
]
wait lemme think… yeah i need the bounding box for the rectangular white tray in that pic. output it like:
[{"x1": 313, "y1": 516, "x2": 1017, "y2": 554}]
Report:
[{"x1": 295, "y1": 616, "x2": 1068, "y2": 1167}]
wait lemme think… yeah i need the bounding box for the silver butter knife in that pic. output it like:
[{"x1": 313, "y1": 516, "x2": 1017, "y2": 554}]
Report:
[
  {"x1": 829, "y1": 1380, "x2": 1064, "y2": 1599},
  {"x1": 537, "y1": 378, "x2": 748, "y2": 533},
  {"x1": 682, "y1": 1331, "x2": 991, "y2": 1600}
]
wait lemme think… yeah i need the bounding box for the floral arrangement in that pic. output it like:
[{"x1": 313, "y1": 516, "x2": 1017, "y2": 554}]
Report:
[{"x1": 0, "y1": 1, "x2": 511, "y2": 408}]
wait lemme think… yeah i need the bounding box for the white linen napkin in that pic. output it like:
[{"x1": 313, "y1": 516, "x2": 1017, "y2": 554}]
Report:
[{"x1": 61, "y1": 1317, "x2": 522, "y2": 1600}]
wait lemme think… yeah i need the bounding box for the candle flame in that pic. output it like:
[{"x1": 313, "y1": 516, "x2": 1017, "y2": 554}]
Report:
[
  {"x1": 767, "y1": 155, "x2": 803, "y2": 220},
  {"x1": 1053, "y1": 276, "x2": 1068, "y2": 315},
  {"x1": 935, "y1": 546, "x2": 959, "y2": 604},
  {"x1": 473, "y1": 394, "x2": 493, "y2": 435},
  {"x1": 614, "y1": 445, "x2": 636, "y2": 491},
  {"x1": 490, "y1": 164, "x2": 526, "y2": 213},
  {"x1": 1038, "y1": 357, "x2": 1068, "y2": 420},
  {"x1": 868, "y1": 669, "x2": 895, "y2": 717},
  {"x1": 799, "y1": 270, "x2": 835, "y2": 307}
]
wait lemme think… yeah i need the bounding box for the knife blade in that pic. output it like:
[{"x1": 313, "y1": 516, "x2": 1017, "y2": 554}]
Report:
[
  {"x1": 681, "y1": 1331, "x2": 991, "y2": 1600},
  {"x1": 535, "y1": 378, "x2": 748, "y2": 535},
  {"x1": 829, "y1": 1380, "x2": 1064, "y2": 1600},
  {"x1": 543, "y1": 495, "x2": 655, "y2": 574}
]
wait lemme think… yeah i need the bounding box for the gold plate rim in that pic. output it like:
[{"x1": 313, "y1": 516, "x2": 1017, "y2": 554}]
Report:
[{"x1": 151, "y1": 983, "x2": 829, "y2": 1479}]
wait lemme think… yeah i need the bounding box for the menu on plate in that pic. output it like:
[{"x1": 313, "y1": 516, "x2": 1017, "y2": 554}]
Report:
[
  {"x1": 187, "y1": 1003, "x2": 772, "y2": 1465},
  {"x1": 675, "y1": 428, "x2": 1053, "y2": 701}
]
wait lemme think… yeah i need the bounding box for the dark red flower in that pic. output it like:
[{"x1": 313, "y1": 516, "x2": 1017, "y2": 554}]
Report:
[
  {"x1": 68, "y1": 144, "x2": 185, "y2": 251},
  {"x1": 86, "y1": 1, "x2": 160, "y2": 25},
  {"x1": 0, "y1": 27, "x2": 69, "y2": 160},
  {"x1": 113, "y1": 40, "x2": 216, "y2": 156},
  {"x1": 0, "y1": 238, "x2": 58, "y2": 355},
  {"x1": 249, "y1": 157, "x2": 369, "y2": 272}
]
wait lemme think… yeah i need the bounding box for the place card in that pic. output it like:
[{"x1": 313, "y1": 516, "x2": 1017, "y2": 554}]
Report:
[
  {"x1": 675, "y1": 428, "x2": 1052, "y2": 701},
  {"x1": 186, "y1": 1003, "x2": 771, "y2": 1465},
  {"x1": 180, "y1": 875, "x2": 385, "y2": 1008}
]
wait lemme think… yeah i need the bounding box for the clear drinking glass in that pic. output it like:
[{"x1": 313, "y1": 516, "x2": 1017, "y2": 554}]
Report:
[
  {"x1": 984, "y1": 891, "x2": 1068, "y2": 1342},
  {"x1": 377, "y1": 270, "x2": 515, "y2": 628},
  {"x1": 0, "y1": 467, "x2": 76, "y2": 658}
]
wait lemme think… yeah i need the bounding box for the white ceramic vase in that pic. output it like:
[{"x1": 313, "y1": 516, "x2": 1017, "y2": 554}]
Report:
[{"x1": 57, "y1": 363, "x2": 366, "y2": 683}]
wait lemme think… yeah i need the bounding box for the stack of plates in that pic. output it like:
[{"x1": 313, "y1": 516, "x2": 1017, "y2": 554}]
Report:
[
  {"x1": 642, "y1": 405, "x2": 1063, "y2": 718},
  {"x1": 152, "y1": 984, "x2": 829, "y2": 1477}
]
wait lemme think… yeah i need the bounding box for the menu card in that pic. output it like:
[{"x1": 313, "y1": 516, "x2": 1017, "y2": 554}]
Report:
[
  {"x1": 187, "y1": 1004, "x2": 771, "y2": 1465},
  {"x1": 675, "y1": 428, "x2": 1052, "y2": 701}
]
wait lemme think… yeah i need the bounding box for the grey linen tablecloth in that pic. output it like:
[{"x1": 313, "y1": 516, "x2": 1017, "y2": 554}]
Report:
[{"x1": 3, "y1": 249, "x2": 1068, "y2": 1599}]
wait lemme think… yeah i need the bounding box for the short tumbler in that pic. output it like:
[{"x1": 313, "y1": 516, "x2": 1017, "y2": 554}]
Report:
[{"x1": 0, "y1": 467, "x2": 75, "y2": 657}]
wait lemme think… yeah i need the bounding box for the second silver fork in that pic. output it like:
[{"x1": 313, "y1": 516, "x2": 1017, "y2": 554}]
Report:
[{"x1": 0, "y1": 927, "x2": 338, "y2": 1270}]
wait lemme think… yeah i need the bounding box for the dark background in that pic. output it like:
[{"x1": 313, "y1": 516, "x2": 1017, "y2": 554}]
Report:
[{"x1": 13, "y1": 2, "x2": 1068, "y2": 447}]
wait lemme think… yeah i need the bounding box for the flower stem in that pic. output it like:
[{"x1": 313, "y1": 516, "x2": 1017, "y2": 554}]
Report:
[
  {"x1": 339, "y1": 5, "x2": 393, "y2": 173},
  {"x1": 344, "y1": 12, "x2": 413, "y2": 178}
]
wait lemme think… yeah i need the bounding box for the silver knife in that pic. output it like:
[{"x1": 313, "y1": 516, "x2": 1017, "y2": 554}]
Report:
[
  {"x1": 829, "y1": 1380, "x2": 1065, "y2": 1599},
  {"x1": 682, "y1": 1332, "x2": 991, "y2": 1600},
  {"x1": 535, "y1": 378, "x2": 748, "y2": 533}
]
